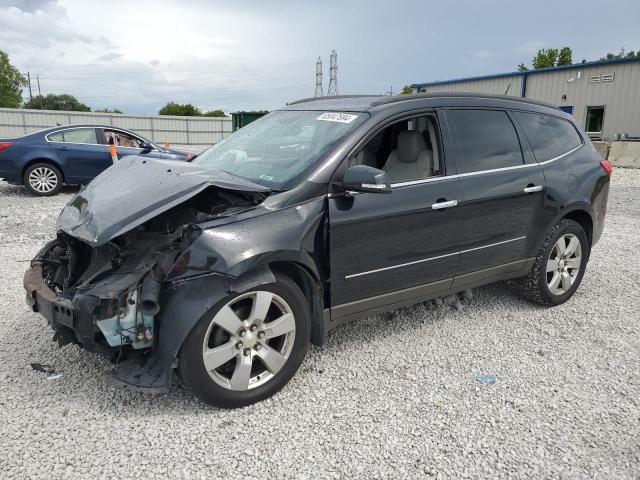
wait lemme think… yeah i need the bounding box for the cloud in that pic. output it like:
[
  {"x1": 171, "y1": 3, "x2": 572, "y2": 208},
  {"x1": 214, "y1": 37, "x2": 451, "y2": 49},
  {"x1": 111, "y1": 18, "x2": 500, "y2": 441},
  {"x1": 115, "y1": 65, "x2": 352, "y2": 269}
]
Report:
[
  {"x1": 519, "y1": 40, "x2": 545, "y2": 55},
  {"x1": 0, "y1": 0, "x2": 53, "y2": 12},
  {"x1": 470, "y1": 49, "x2": 496, "y2": 60},
  {"x1": 95, "y1": 52, "x2": 122, "y2": 62},
  {"x1": 2, "y1": 0, "x2": 640, "y2": 114}
]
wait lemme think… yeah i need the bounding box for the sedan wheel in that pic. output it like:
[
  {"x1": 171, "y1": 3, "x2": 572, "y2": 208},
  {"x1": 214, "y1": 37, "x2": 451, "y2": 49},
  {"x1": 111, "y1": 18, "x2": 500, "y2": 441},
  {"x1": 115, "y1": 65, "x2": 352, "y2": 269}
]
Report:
[
  {"x1": 202, "y1": 291, "x2": 297, "y2": 391},
  {"x1": 546, "y1": 234, "x2": 582, "y2": 295},
  {"x1": 24, "y1": 163, "x2": 63, "y2": 196}
]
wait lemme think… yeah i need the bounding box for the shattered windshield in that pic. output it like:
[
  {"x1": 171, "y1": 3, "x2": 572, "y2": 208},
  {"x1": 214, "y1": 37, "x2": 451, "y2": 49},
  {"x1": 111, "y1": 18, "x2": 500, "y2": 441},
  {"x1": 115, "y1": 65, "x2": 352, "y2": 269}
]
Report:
[{"x1": 192, "y1": 110, "x2": 366, "y2": 189}]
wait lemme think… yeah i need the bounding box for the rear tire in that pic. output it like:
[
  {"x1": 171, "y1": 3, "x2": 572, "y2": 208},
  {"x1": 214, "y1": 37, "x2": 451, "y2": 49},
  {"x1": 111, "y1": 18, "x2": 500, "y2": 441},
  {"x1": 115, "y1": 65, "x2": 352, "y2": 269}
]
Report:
[
  {"x1": 23, "y1": 163, "x2": 63, "y2": 196},
  {"x1": 515, "y1": 219, "x2": 590, "y2": 306},
  {"x1": 178, "y1": 273, "x2": 310, "y2": 408}
]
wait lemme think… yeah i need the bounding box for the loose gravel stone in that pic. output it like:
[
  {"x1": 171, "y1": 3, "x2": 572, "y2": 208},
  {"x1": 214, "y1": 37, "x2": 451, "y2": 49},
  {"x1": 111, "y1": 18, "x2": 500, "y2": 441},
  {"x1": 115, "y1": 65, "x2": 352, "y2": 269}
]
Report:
[{"x1": 0, "y1": 171, "x2": 639, "y2": 479}]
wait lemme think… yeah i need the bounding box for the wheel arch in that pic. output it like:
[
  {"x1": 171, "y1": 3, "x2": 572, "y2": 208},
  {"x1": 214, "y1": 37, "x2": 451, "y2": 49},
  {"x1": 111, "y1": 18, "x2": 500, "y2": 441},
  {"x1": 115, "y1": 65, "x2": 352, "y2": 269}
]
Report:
[
  {"x1": 562, "y1": 209, "x2": 593, "y2": 246},
  {"x1": 21, "y1": 157, "x2": 65, "y2": 183},
  {"x1": 269, "y1": 261, "x2": 326, "y2": 346},
  {"x1": 538, "y1": 203, "x2": 594, "y2": 250}
]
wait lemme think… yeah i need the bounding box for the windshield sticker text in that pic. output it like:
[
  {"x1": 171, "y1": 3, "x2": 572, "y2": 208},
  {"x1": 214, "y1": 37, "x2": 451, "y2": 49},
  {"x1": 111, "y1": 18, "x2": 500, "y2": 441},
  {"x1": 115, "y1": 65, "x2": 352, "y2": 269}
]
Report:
[{"x1": 317, "y1": 112, "x2": 359, "y2": 123}]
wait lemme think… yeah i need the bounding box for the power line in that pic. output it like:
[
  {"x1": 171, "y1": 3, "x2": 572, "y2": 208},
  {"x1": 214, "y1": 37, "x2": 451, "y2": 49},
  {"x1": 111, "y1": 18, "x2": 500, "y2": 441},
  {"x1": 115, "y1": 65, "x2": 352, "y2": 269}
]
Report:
[
  {"x1": 314, "y1": 56, "x2": 323, "y2": 97},
  {"x1": 327, "y1": 50, "x2": 338, "y2": 96}
]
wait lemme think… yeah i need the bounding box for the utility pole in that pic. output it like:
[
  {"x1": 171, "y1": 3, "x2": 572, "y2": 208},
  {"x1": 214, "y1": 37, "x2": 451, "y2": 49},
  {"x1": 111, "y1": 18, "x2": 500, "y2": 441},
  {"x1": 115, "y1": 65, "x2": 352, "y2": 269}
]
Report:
[
  {"x1": 314, "y1": 56, "x2": 324, "y2": 97},
  {"x1": 36, "y1": 75, "x2": 43, "y2": 109},
  {"x1": 26, "y1": 72, "x2": 33, "y2": 100},
  {"x1": 327, "y1": 50, "x2": 338, "y2": 96}
]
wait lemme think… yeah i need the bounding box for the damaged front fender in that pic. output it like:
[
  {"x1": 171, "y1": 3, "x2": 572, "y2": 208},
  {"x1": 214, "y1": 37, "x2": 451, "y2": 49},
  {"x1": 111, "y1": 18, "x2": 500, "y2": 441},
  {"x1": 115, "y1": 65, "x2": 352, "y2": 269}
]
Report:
[{"x1": 108, "y1": 267, "x2": 276, "y2": 393}]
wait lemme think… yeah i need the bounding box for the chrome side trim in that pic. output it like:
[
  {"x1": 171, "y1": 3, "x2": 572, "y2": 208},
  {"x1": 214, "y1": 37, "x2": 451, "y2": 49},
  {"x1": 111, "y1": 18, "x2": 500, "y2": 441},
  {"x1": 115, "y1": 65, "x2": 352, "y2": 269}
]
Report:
[
  {"x1": 45, "y1": 126, "x2": 152, "y2": 149},
  {"x1": 339, "y1": 138, "x2": 584, "y2": 191},
  {"x1": 344, "y1": 251, "x2": 459, "y2": 280},
  {"x1": 457, "y1": 162, "x2": 536, "y2": 178},
  {"x1": 390, "y1": 175, "x2": 452, "y2": 188},
  {"x1": 345, "y1": 236, "x2": 526, "y2": 280},
  {"x1": 455, "y1": 143, "x2": 584, "y2": 178},
  {"x1": 458, "y1": 236, "x2": 526, "y2": 255},
  {"x1": 537, "y1": 143, "x2": 583, "y2": 165}
]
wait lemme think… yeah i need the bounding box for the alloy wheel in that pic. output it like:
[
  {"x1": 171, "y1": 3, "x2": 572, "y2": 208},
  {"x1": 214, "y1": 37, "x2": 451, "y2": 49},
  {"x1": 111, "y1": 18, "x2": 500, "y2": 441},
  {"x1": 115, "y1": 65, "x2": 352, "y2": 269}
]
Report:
[
  {"x1": 28, "y1": 167, "x2": 58, "y2": 194},
  {"x1": 546, "y1": 233, "x2": 582, "y2": 295},
  {"x1": 202, "y1": 291, "x2": 297, "y2": 391}
]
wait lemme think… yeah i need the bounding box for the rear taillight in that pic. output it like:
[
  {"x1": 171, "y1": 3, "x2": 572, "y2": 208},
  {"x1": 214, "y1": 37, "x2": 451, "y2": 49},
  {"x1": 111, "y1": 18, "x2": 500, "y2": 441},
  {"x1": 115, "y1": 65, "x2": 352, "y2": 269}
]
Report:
[
  {"x1": 185, "y1": 154, "x2": 193, "y2": 162},
  {"x1": 600, "y1": 160, "x2": 613, "y2": 176},
  {"x1": 0, "y1": 142, "x2": 12, "y2": 152}
]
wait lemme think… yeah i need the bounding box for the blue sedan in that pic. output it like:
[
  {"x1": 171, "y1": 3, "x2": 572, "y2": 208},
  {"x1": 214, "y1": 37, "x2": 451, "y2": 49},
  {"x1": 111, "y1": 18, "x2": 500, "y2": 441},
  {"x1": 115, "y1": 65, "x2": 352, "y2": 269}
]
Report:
[{"x1": 0, "y1": 125, "x2": 193, "y2": 196}]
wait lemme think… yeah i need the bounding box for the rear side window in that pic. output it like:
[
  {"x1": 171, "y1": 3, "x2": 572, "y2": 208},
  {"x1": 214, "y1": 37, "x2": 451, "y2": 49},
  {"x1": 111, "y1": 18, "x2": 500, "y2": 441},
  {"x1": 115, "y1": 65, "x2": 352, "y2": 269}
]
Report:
[
  {"x1": 448, "y1": 110, "x2": 523, "y2": 174},
  {"x1": 513, "y1": 112, "x2": 582, "y2": 162},
  {"x1": 48, "y1": 128, "x2": 98, "y2": 144}
]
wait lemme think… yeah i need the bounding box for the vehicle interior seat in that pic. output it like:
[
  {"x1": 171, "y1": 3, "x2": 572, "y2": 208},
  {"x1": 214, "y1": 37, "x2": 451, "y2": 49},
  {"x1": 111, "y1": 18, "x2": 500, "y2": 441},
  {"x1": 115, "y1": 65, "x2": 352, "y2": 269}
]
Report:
[
  {"x1": 383, "y1": 130, "x2": 434, "y2": 183},
  {"x1": 354, "y1": 146, "x2": 378, "y2": 168}
]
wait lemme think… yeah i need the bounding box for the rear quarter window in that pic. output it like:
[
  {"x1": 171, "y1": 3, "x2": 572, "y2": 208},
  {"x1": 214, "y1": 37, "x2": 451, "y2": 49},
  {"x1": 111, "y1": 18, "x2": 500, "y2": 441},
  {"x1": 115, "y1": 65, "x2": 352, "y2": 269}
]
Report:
[
  {"x1": 513, "y1": 112, "x2": 582, "y2": 162},
  {"x1": 447, "y1": 109, "x2": 524, "y2": 174}
]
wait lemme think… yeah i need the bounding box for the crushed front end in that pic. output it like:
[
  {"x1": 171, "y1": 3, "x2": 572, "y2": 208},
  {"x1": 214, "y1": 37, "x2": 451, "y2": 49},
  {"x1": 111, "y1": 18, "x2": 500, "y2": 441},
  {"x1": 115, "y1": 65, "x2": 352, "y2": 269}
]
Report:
[
  {"x1": 24, "y1": 227, "x2": 189, "y2": 359},
  {"x1": 24, "y1": 156, "x2": 270, "y2": 393}
]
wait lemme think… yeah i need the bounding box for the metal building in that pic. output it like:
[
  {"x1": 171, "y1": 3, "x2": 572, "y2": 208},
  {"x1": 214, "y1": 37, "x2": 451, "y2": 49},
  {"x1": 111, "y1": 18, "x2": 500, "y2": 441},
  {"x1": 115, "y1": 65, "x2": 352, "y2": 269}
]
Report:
[{"x1": 411, "y1": 57, "x2": 640, "y2": 140}]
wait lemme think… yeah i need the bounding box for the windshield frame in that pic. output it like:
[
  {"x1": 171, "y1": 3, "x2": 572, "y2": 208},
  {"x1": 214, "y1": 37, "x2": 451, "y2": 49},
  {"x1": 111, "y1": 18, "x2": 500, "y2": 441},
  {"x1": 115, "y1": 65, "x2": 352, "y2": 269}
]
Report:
[{"x1": 192, "y1": 110, "x2": 369, "y2": 191}]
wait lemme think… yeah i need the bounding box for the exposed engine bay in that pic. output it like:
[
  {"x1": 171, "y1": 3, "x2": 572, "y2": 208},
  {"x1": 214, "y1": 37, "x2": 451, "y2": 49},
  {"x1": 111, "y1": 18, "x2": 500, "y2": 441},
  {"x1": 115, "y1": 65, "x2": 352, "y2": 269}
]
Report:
[{"x1": 33, "y1": 185, "x2": 267, "y2": 358}]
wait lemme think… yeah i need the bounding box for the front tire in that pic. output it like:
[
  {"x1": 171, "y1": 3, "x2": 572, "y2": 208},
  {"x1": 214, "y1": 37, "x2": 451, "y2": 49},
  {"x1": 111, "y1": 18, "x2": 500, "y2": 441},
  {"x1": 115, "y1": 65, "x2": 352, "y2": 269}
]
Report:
[
  {"x1": 178, "y1": 273, "x2": 310, "y2": 408},
  {"x1": 516, "y1": 219, "x2": 590, "y2": 306},
  {"x1": 24, "y1": 163, "x2": 63, "y2": 196}
]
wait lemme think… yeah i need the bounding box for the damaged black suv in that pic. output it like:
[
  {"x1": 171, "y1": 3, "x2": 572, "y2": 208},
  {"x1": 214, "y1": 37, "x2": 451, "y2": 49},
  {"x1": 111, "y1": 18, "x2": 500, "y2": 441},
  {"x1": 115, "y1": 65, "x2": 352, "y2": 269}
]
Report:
[{"x1": 25, "y1": 94, "x2": 611, "y2": 408}]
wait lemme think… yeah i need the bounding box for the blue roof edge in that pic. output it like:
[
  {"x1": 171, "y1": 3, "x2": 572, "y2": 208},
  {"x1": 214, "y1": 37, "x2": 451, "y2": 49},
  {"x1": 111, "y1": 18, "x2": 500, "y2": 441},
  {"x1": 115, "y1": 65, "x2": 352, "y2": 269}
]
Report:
[{"x1": 411, "y1": 56, "x2": 640, "y2": 89}]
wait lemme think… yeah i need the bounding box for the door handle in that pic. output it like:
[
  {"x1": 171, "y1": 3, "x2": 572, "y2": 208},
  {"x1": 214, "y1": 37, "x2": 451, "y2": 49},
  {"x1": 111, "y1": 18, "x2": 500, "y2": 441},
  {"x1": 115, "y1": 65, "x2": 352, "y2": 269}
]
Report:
[
  {"x1": 523, "y1": 185, "x2": 543, "y2": 193},
  {"x1": 431, "y1": 200, "x2": 458, "y2": 210}
]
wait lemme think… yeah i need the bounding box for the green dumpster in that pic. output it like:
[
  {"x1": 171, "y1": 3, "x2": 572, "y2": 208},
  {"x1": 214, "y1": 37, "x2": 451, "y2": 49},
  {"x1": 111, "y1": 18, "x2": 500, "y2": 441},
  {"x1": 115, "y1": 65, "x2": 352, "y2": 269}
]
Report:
[{"x1": 232, "y1": 111, "x2": 269, "y2": 131}]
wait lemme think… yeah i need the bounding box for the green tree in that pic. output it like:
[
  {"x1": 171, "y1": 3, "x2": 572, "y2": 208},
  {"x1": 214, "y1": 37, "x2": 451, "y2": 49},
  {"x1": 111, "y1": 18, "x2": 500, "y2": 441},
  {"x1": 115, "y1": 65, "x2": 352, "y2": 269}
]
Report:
[
  {"x1": 158, "y1": 102, "x2": 201, "y2": 116},
  {"x1": 203, "y1": 109, "x2": 226, "y2": 117},
  {"x1": 532, "y1": 48, "x2": 559, "y2": 69},
  {"x1": 95, "y1": 107, "x2": 123, "y2": 113},
  {"x1": 24, "y1": 94, "x2": 90, "y2": 111},
  {"x1": 517, "y1": 63, "x2": 529, "y2": 72},
  {"x1": 557, "y1": 47, "x2": 572, "y2": 65},
  {"x1": 400, "y1": 85, "x2": 414, "y2": 95},
  {"x1": 0, "y1": 50, "x2": 27, "y2": 108}
]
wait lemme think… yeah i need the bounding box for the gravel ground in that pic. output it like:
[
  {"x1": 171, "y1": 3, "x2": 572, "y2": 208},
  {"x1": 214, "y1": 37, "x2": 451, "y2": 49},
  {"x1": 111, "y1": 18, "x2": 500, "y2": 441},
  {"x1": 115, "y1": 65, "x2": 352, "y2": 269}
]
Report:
[{"x1": 1, "y1": 170, "x2": 639, "y2": 479}]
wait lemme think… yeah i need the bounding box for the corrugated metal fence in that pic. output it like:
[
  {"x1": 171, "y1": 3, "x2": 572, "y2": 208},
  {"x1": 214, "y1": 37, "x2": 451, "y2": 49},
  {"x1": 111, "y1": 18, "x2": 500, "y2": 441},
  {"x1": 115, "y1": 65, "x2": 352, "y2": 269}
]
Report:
[{"x1": 0, "y1": 108, "x2": 233, "y2": 147}]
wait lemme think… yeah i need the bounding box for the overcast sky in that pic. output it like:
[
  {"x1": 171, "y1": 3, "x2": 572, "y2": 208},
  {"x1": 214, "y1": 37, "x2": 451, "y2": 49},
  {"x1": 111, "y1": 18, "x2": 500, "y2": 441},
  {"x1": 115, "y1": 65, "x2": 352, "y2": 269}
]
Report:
[{"x1": 1, "y1": 0, "x2": 640, "y2": 114}]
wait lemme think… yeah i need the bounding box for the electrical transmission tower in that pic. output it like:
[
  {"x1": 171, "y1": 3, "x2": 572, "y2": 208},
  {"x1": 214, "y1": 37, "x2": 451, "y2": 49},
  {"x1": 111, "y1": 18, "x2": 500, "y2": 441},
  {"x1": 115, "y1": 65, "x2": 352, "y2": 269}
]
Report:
[
  {"x1": 314, "y1": 56, "x2": 324, "y2": 97},
  {"x1": 327, "y1": 50, "x2": 338, "y2": 96}
]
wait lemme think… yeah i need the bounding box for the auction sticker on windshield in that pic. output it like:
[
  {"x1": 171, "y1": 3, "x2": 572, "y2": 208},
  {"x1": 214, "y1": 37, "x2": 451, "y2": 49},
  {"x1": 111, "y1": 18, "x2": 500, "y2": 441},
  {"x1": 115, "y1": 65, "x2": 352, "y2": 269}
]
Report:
[{"x1": 317, "y1": 112, "x2": 359, "y2": 123}]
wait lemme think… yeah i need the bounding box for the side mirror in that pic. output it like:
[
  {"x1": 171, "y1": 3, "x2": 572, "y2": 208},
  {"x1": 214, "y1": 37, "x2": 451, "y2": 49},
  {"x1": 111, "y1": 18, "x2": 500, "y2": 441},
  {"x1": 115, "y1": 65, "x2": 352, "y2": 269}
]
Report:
[
  {"x1": 342, "y1": 165, "x2": 392, "y2": 194},
  {"x1": 140, "y1": 141, "x2": 154, "y2": 152}
]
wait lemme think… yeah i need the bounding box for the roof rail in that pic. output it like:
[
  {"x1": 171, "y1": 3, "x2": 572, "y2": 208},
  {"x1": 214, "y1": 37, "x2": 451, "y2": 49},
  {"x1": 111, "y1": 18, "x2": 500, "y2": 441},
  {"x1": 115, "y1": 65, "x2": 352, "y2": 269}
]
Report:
[
  {"x1": 369, "y1": 92, "x2": 559, "y2": 109},
  {"x1": 287, "y1": 95, "x2": 380, "y2": 106}
]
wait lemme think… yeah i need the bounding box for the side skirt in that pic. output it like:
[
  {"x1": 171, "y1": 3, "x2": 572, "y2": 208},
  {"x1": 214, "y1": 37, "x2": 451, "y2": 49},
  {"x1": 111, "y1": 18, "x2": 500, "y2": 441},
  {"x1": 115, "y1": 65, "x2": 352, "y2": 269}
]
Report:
[{"x1": 325, "y1": 258, "x2": 535, "y2": 332}]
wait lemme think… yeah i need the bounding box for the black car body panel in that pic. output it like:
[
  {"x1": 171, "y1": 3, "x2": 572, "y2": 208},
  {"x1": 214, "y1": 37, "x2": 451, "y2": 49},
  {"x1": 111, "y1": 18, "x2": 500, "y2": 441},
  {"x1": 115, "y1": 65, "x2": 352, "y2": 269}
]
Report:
[
  {"x1": 24, "y1": 93, "x2": 610, "y2": 393},
  {"x1": 57, "y1": 155, "x2": 269, "y2": 246}
]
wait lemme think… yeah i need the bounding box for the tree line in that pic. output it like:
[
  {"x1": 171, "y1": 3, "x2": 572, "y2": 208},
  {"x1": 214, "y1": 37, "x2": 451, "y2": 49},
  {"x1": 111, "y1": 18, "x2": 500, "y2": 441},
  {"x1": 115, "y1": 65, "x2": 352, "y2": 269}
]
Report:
[
  {"x1": 0, "y1": 50, "x2": 227, "y2": 116},
  {"x1": 518, "y1": 46, "x2": 640, "y2": 71}
]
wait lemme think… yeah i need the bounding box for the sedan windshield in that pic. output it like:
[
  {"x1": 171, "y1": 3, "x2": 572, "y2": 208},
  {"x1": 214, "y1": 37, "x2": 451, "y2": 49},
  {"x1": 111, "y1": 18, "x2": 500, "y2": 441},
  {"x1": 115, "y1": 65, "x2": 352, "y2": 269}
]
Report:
[{"x1": 192, "y1": 110, "x2": 366, "y2": 189}]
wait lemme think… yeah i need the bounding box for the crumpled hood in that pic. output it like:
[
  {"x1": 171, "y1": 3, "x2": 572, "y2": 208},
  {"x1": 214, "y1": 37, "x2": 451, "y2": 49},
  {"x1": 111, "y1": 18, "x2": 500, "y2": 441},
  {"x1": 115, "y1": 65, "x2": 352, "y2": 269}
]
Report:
[{"x1": 58, "y1": 155, "x2": 269, "y2": 246}]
